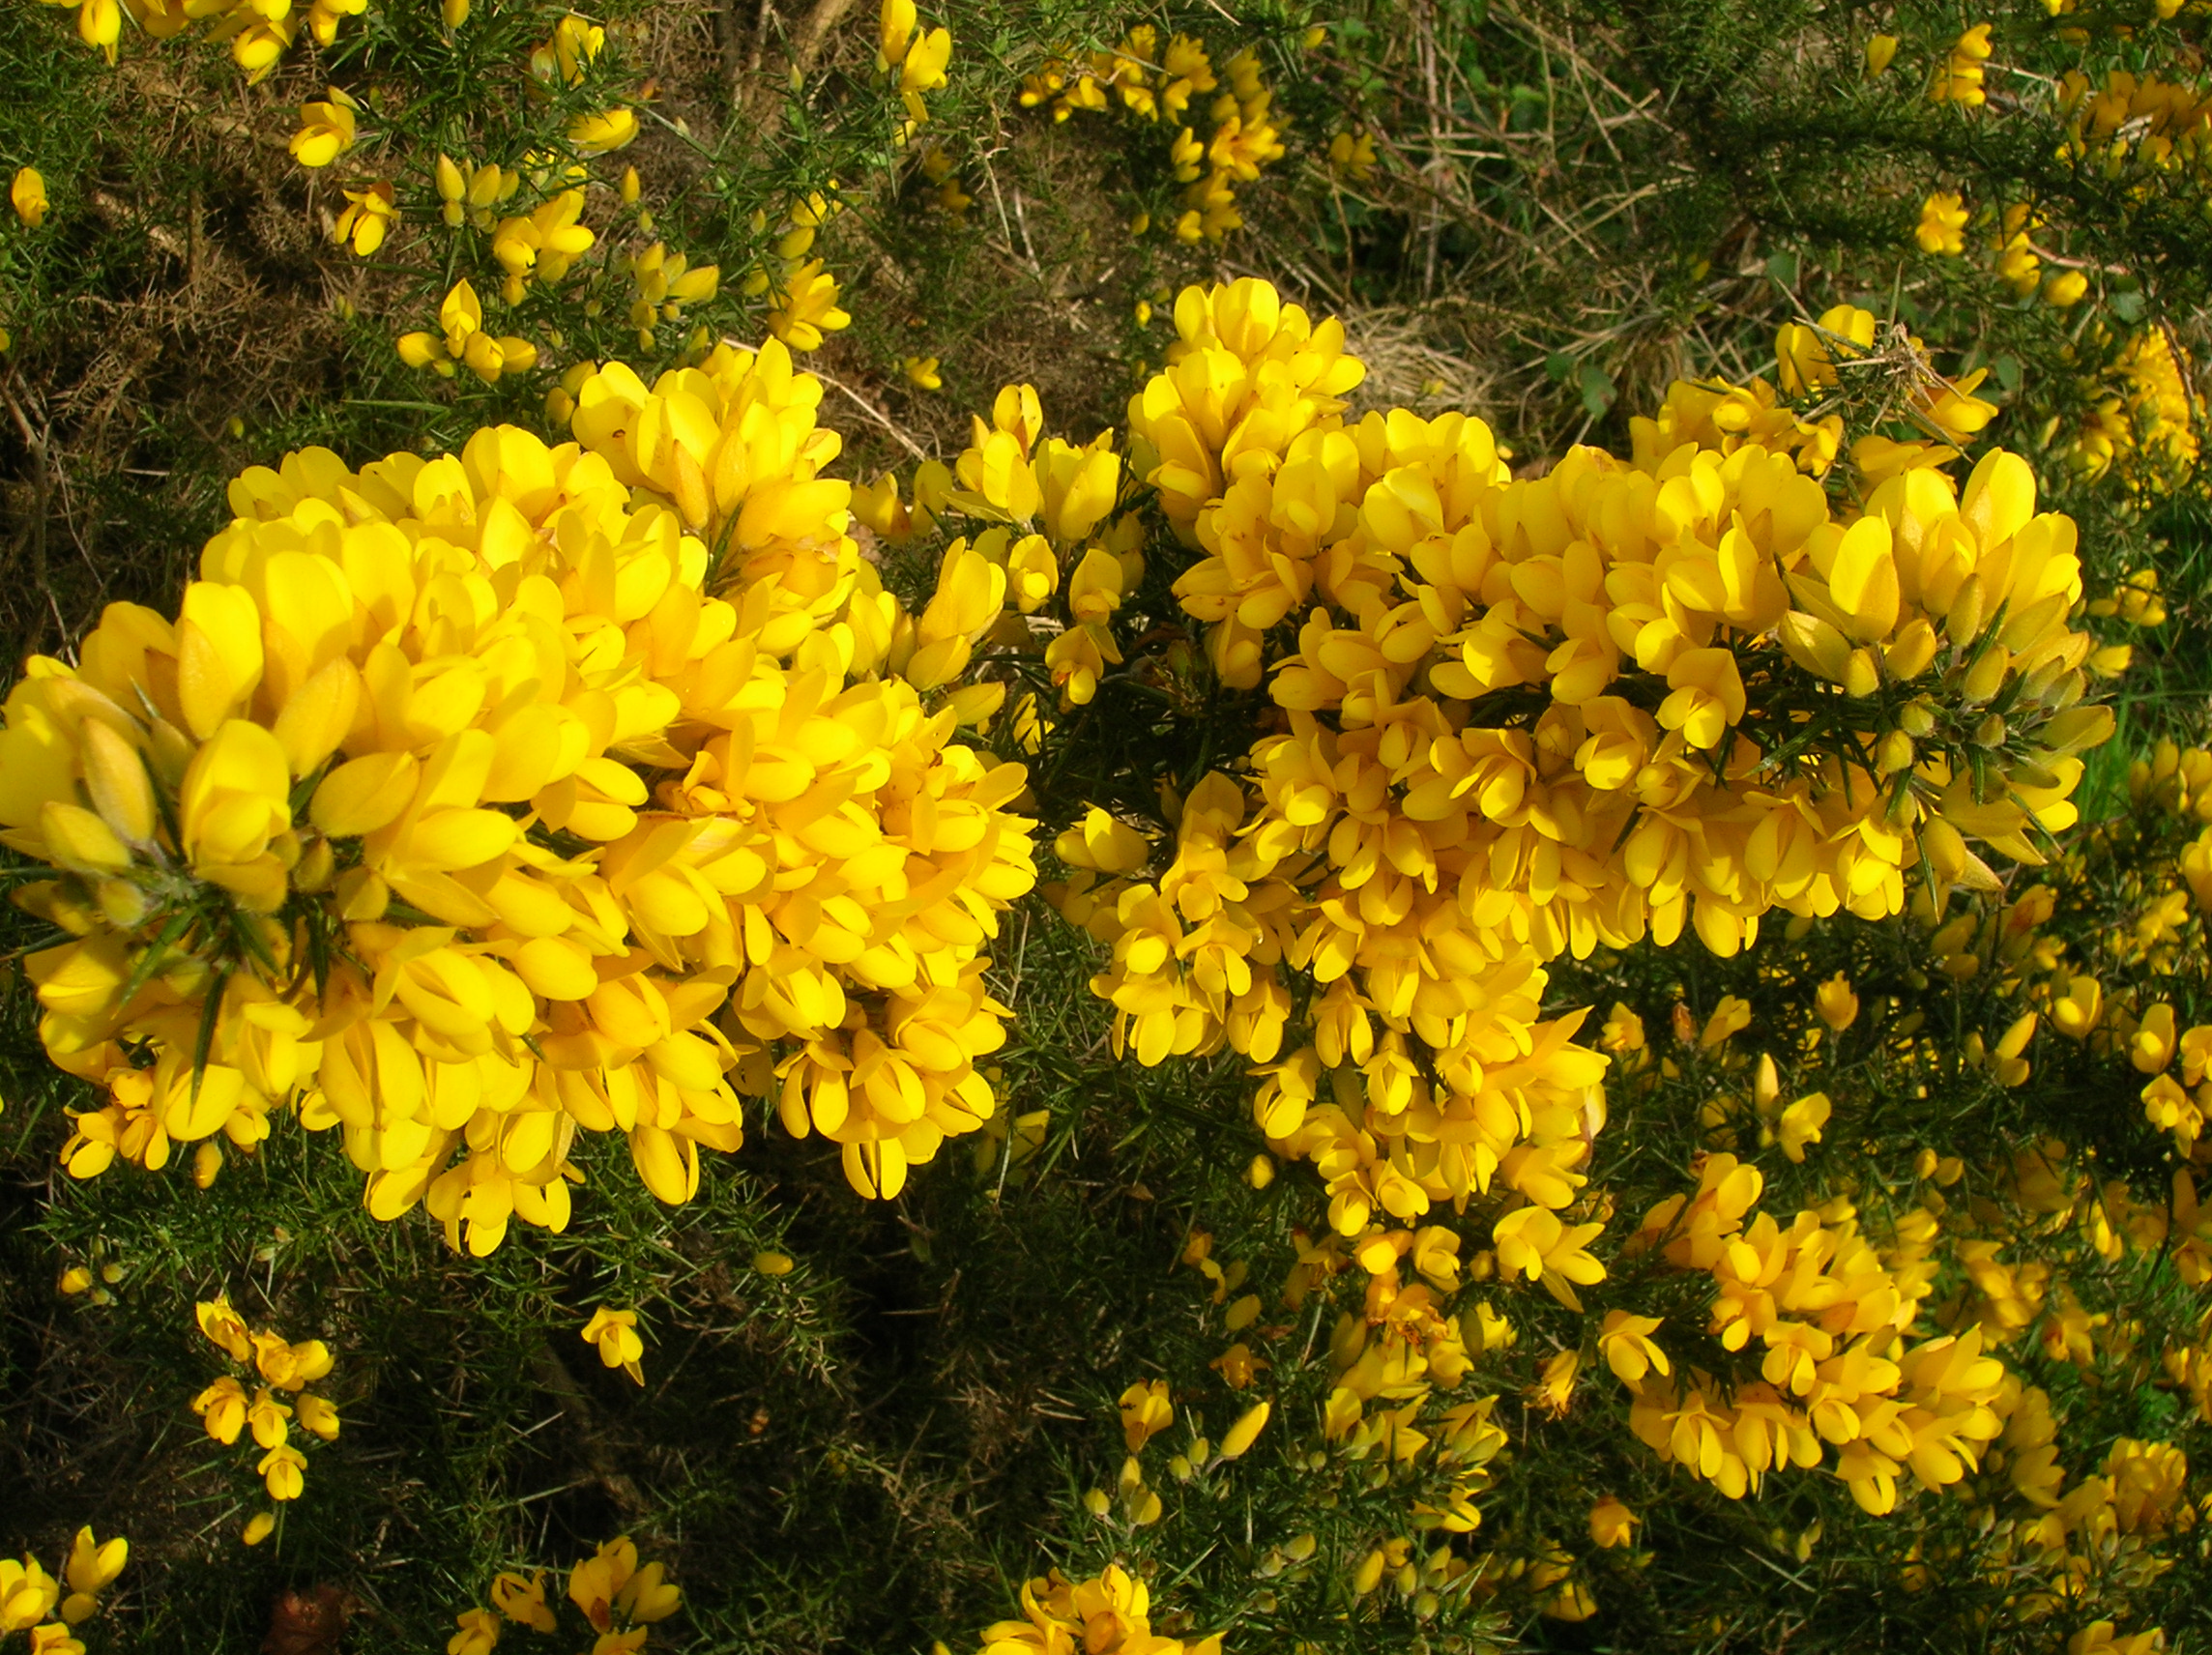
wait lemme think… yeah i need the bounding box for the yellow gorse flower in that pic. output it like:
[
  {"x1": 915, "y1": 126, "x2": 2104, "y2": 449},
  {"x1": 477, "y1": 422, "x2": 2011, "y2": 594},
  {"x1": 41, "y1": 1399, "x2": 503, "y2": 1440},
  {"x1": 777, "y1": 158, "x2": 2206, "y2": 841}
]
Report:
[
  {"x1": 288, "y1": 89, "x2": 360, "y2": 168},
  {"x1": 333, "y1": 180, "x2": 396, "y2": 257},
  {"x1": 1917, "y1": 190, "x2": 1969, "y2": 254},
  {"x1": 13, "y1": 166, "x2": 49, "y2": 228},
  {"x1": 582, "y1": 1306, "x2": 646, "y2": 1383}
]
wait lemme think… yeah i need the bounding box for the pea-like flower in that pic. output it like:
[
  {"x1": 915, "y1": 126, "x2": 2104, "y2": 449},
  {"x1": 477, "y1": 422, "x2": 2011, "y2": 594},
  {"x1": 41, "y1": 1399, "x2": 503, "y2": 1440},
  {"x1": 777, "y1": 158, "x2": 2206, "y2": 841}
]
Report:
[{"x1": 581, "y1": 1307, "x2": 646, "y2": 1384}]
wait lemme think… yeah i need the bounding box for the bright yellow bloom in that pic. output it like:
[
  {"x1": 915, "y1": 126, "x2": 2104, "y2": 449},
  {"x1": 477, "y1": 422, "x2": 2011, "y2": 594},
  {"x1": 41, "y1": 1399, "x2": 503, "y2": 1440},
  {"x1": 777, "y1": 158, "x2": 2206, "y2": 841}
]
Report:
[
  {"x1": 259, "y1": 1441, "x2": 307, "y2": 1501},
  {"x1": 333, "y1": 180, "x2": 395, "y2": 257},
  {"x1": 2044, "y1": 269, "x2": 2089, "y2": 307},
  {"x1": 57, "y1": 1529, "x2": 126, "y2": 1626},
  {"x1": 13, "y1": 167, "x2": 49, "y2": 228},
  {"x1": 1119, "y1": 1379, "x2": 1172, "y2": 1450},
  {"x1": 491, "y1": 1571, "x2": 558, "y2": 1633},
  {"x1": 903, "y1": 355, "x2": 943, "y2": 391},
  {"x1": 534, "y1": 13, "x2": 604, "y2": 85},
  {"x1": 1218, "y1": 1398, "x2": 1269, "y2": 1458},
  {"x1": 1599, "y1": 1311, "x2": 1671, "y2": 1383},
  {"x1": 287, "y1": 90, "x2": 359, "y2": 167},
  {"x1": 581, "y1": 1307, "x2": 645, "y2": 1384},
  {"x1": 568, "y1": 108, "x2": 639, "y2": 154},
  {"x1": 765, "y1": 259, "x2": 851, "y2": 351},
  {"x1": 1916, "y1": 191, "x2": 1968, "y2": 254},
  {"x1": 1588, "y1": 1496, "x2": 1638, "y2": 1548},
  {"x1": 448, "y1": 1608, "x2": 501, "y2": 1655}
]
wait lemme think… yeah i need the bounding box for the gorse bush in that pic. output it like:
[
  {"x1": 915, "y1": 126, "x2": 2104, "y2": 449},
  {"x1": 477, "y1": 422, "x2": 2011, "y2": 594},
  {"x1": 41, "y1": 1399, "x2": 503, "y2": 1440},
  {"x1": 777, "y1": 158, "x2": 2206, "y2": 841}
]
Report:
[{"x1": 0, "y1": 0, "x2": 2207, "y2": 1651}]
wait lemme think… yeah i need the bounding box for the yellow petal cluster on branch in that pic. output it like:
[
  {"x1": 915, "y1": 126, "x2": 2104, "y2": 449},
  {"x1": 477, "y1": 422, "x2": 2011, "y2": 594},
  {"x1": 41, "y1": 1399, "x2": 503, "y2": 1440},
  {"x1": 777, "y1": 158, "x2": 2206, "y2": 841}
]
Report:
[
  {"x1": 975, "y1": 1565, "x2": 1221, "y2": 1655},
  {"x1": 45, "y1": 0, "x2": 361, "y2": 73},
  {"x1": 6, "y1": 335, "x2": 1034, "y2": 1245},
  {"x1": 1018, "y1": 28, "x2": 1282, "y2": 242},
  {"x1": 189, "y1": 1295, "x2": 338, "y2": 1511},
  {"x1": 454, "y1": 1535, "x2": 680, "y2": 1654},
  {"x1": 1072, "y1": 279, "x2": 2110, "y2": 1293},
  {"x1": 1617, "y1": 1155, "x2": 2006, "y2": 1515},
  {"x1": 0, "y1": 1526, "x2": 126, "y2": 1645}
]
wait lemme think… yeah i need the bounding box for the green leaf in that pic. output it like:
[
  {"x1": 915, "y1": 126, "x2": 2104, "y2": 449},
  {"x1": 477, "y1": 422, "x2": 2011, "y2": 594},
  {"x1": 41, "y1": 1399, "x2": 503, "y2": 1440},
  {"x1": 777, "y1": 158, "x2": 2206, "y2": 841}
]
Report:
[{"x1": 1578, "y1": 363, "x2": 1617, "y2": 421}]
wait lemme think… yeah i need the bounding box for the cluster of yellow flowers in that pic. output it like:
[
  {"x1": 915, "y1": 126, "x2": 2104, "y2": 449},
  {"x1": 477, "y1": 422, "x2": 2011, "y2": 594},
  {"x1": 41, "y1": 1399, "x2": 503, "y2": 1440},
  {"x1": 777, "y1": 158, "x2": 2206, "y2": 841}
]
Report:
[
  {"x1": 1615, "y1": 1153, "x2": 2006, "y2": 1516},
  {"x1": 189, "y1": 1296, "x2": 339, "y2": 1524},
  {"x1": 750, "y1": 190, "x2": 852, "y2": 355},
  {"x1": 1018, "y1": 29, "x2": 1285, "y2": 244},
  {"x1": 1019, "y1": 25, "x2": 1221, "y2": 124},
  {"x1": 1895, "y1": 64, "x2": 2207, "y2": 496},
  {"x1": 1915, "y1": 190, "x2": 1971, "y2": 257},
  {"x1": 0, "y1": 1530, "x2": 128, "y2": 1655},
  {"x1": 1927, "y1": 23, "x2": 1994, "y2": 106},
  {"x1": 2058, "y1": 69, "x2": 2212, "y2": 184},
  {"x1": 1060, "y1": 276, "x2": 2105, "y2": 1273},
  {"x1": 625, "y1": 242, "x2": 721, "y2": 355},
  {"x1": 1917, "y1": 188, "x2": 2103, "y2": 309},
  {"x1": 40, "y1": 0, "x2": 358, "y2": 74},
  {"x1": 1919, "y1": 1144, "x2": 2195, "y2": 1638},
  {"x1": 398, "y1": 280, "x2": 542, "y2": 385},
  {"x1": 3, "y1": 334, "x2": 1034, "y2": 1244},
  {"x1": 976, "y1": 276, "x2": 2170, "y2": 1628},
  {"x1": 880, "y1": 0, "x2": 952, "y2": 131},
  {"x1": 2063, "y1": 327, "x2": 2201, "y2": 491},
  {"x1": 451, "y1": 1537, "x2": 680, "y2": 1655},
  {"x1": 1163, "y1": 47, "x2": 1283, "y2": 244},
  {"x1": 1762, "y1": 302, "x2": 1997, "y2": 473},
  {"x1": 973, "y1": 1564, "x2": 1220, "y2": 1655},
  {"x1": 277, "y1": 8, "x2": 669, "y2": 371}
]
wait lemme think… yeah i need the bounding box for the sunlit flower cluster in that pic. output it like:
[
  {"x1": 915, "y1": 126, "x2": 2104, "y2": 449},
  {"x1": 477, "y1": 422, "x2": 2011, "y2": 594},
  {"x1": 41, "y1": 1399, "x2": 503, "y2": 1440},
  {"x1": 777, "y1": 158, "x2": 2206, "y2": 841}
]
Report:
[
  {"x1": 398, "y1": 279, "x2": 541, "y2": 383},
  {"x1": 0, "y1": 1528, "x2": 128, "y2": 1655},
  {"x1": 973, "y1": 1563, "x2": 1221, "y2": 1655},
  {"x1": 1927, "y1": 23, "x2": 1993, "y2": 107},
  {"x1": 41, "y1": 0, "x2": 360, "y2": 74},
  {"x1": 748, "y1": 189, "x2": 851, "y2": 354},
  {"x1": 1018, "y1": 28, "x2": 1285, "y2": 243},
  {"x1": 1767, "y1": 303, "x2": 1998, "y2": 462},
  {"x1": 2063, "y1": 328, "x2": 2202, "y2": 493},
  {"x1": 2058, "y1": 69, "x2": 2212, "y2": 183},
  {"x1": 880, "y1": 0, "x2": 952, "y2": 131},
  {"x1": 451, "y1": 1536, "x2": 680, "y2": 1655},
  {"x1": 189, "y1": 1296, "x2": 339, "y2": 1520},
  {"x1": 6, "y1": 336, "x2": 1033, "y2": 1243},
  {"x1": 1617, "y1": 1154, "x2": 2006, "y2": 1516},
  {"x1": 1062, "y1": 279, "x2": 2107, "y2": 1290}
]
